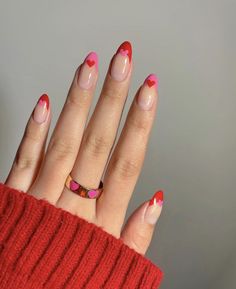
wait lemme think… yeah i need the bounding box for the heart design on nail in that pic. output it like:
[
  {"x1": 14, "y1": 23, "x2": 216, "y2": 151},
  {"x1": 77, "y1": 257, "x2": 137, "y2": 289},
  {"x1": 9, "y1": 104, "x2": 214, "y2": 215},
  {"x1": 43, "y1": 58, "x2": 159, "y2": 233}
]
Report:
[
  {"x1": 38, "y1": 94, "x2": 49, "y2": 110},
  {"x1": 116, "y1": 42, "x2": 132, "y2": 62},
  {"x1": 38, "y1": 99, "x2": 45, "y2": 106},
  {"x1": 70, "y1": 180, "x2": 80, "y2": 191},
  {"x1": 86, "y1": 59, "x2": 95, "y2": 67},
  {"x1": 119, "y1": 49, "x2": 129, "y2": 56},
  {"x1": 88, "y1": 190, "x2": 97, "y2": 198},
  {"x1": 157, "y1": 200, "x2": 163, "y2": 207},
  {"x1": 147, "y1": 79, "x2": 156, "y2": 87},
  {"x1": 149, "y1": 190, "x2": 164, "y2": 206}
]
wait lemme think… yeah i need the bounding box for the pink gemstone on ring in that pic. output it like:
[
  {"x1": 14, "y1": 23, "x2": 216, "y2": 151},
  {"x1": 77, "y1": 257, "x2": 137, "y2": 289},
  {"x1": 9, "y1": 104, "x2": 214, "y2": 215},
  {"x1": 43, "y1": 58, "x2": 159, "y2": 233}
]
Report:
[
  {"x1": 70, "y1": 180, "x2": 80, "y2": 191},
  {"x1": 88, "y1": 190, "x2": 98, "y2": 198}
]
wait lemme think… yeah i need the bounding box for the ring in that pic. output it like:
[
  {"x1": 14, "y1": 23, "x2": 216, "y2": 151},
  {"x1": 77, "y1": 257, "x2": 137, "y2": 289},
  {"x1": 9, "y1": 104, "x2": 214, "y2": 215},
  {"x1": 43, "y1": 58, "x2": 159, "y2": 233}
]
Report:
[{"x1": 65, "y1": 174, "x2": 103, "y2": 199}]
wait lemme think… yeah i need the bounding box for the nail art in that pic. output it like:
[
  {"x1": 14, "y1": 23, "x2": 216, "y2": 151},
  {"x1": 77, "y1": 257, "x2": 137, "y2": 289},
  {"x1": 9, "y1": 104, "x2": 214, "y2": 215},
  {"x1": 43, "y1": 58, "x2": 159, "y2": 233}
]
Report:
[
  {"x1": 136, "y1": 73, "x2": 158, "y2": 110},
  {"x1": 145, "y1": 74, "x2": 158, "y2": 89},
  {"x1": 110, "y1": 41, "x2": 132, "y2": 82},
  {"x1": 78, "y1": 51, "x2": 98, "y2": 90},
  {"x1": 85, "y1": 51, "x2": 98, "y2": 71},
  {"x1": 149, "y1": 190, "x2": 164, "y2": 207},
  {"x1": 144, "y1": 190, "x2": 164, "y2": 225},
  {"x1": 33, "y1": 94, "x2": 49, "y2": 124},
  {"x1": 116, "y1": 41, "x2": 132, "y2": 62}
]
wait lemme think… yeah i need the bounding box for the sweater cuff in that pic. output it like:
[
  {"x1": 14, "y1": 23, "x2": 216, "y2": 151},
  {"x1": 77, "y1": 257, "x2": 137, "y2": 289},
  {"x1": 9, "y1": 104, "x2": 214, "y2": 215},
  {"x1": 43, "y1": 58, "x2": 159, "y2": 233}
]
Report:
[{"x1": 0, "y1": 182, "x2": 163, "y2": 289}]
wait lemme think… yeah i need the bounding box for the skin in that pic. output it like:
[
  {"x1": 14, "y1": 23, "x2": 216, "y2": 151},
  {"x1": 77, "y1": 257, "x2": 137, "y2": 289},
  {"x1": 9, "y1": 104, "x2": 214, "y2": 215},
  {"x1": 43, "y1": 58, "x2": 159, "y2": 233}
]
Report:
[{"x1": 4, "y1": 42, "x2": 162, "y2": 256}]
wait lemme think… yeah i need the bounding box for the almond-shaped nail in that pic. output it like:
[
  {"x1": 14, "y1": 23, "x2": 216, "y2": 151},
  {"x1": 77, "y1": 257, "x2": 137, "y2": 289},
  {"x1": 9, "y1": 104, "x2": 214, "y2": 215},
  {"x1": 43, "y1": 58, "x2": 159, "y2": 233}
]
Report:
[
  {"x1": 110, "y1": 41, "x2": 132, "y2": 82},
  {"x1": 136, "y1": 74, "x2": 158, "y2": 111},
  {"x1": 33, "y1": 94, "x2": 49, "y2": 124},
  {"x1": 144, "y1": 190, "x2": 164, "y2": 225},
  {"x1": 78, "y1": 52, "x2": 98, "y2": 90}
]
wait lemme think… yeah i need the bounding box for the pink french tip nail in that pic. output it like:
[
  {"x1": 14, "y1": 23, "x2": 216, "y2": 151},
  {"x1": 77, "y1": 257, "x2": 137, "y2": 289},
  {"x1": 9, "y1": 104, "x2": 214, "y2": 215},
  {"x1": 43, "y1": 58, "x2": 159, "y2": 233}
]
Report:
[
  {"x1": 144, "y1": 74, "x2": 159, "y2": 89},
  {"x1": 78, "y1": 51, "x2": 98, "y2": 90},
  {"x1": 84, "y1": 51, "x2": 98, "y2": 71},
  {"x1": 136, "y1": 73, "x2": 158, "y2": 111}
]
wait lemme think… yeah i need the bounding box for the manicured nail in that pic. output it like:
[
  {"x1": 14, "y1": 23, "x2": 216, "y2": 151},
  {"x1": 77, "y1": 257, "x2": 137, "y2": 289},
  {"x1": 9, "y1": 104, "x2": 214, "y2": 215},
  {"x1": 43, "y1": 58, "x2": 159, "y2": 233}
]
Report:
[
  {"x1": 78, "y1": 52, "x2": 98, "y2": 90},
  {"x1": 33, "y1": 94, "x2": 49, "y2": 124},
  {"x1": 136, "y1": 74, "x2": 158, "y2": 111},
  {"x1": 144, "y1": 190, "x2": 164, "y2": 225},
  {"x1": 110, "y1": 41, "x2": 132, "y2": 82}
]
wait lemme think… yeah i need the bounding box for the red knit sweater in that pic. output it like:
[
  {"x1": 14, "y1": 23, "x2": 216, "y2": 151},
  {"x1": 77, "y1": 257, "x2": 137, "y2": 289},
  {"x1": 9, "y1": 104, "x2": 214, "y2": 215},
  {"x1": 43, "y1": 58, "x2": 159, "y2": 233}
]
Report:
[{"x1": 0, "y1": 182, "x2": 163, "y2": 288}]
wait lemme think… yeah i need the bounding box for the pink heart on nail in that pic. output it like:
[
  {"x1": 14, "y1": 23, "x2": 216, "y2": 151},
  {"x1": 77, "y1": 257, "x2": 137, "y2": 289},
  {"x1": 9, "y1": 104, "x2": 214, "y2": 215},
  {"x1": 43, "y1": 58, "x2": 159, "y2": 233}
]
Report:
[
  {"x1": 119, "y1": 49, "x2": 129, "y2": 56},
  {"x1": 38, "y1": 100, "x2": 45, "y2": 106},
  {"x1": 157, "y1": 200, "x2": 163, "y2": 207},
  {"x1": 70, "y1": 180, "x2": 79, "y2": 191}
]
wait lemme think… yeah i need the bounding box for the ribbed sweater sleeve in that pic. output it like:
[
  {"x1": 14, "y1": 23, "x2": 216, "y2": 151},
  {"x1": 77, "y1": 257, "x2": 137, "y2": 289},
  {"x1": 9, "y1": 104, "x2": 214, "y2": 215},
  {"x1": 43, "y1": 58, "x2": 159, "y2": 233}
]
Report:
[{"x1": 0, "y1": 182, "x2": 163, "y2": 288}]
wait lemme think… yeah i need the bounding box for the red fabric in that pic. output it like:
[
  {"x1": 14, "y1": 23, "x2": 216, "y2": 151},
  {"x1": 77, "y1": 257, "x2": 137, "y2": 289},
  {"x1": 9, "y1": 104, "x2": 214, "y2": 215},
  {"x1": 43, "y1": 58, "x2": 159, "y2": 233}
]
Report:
[{"x1": 0, "y1": 182, "x2": 163, "y2": 288}]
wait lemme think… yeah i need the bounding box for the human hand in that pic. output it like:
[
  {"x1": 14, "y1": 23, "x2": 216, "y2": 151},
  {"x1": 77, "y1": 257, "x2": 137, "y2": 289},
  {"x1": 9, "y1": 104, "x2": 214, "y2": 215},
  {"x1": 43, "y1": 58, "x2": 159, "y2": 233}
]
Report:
[{"x1": 4, "y1": 41, "x2": 163, "y2": 256}]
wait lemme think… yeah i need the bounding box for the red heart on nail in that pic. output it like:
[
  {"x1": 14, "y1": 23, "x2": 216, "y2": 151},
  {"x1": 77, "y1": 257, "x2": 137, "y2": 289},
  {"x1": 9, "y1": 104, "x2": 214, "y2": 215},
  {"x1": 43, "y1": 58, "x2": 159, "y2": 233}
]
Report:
[
  {"x1": 147, "y1": 79, "x2": 156, "y2": 87},
  {"x1": 86, "y1": 59, "x2": 95, "y2": 67}
]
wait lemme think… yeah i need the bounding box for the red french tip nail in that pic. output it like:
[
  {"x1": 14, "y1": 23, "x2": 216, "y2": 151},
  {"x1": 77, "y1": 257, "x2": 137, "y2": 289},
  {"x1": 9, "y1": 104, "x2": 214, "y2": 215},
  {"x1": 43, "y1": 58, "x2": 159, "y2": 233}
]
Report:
[
  {"x1": 38, "y1": 94, "x2": 50, "y2": 110},
  {"x1": 116, "y1": 41, "x2": 132, "y2": 62},
  {"x1": 149, "y1": 190, "x2": 164, "y2": 206}
]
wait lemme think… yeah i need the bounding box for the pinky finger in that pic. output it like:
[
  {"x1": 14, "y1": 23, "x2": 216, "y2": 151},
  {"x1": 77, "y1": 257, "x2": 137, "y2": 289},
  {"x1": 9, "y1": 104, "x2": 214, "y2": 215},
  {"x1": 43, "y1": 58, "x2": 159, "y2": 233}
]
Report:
[
  {"x1": 120, "y1": 190, "x2": 163, "y2": 256},
  {"x1": 4, "y1": 94, "x2": 51, "y2": 192}
]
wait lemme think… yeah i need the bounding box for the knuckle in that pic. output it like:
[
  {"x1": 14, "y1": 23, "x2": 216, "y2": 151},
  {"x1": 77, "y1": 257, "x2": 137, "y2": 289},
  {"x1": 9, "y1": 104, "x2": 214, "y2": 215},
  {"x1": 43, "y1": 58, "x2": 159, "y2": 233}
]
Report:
[
  {"x1": 102, "y1": 84, "x2": 124, "y2": 102},
  {"x1": 14, "y1": 150, "x2": 36, "y2": 170},
  {"x1": 83, "y1": 132, "x2": 112, "y2": 157},
  {"x1": 47, "y1": 137, "x2": 76, "y2": 162},
  {"x1": 129, "y1": 115, "x2": 150, "y2": 133},
  {"x1": 111, "y1": 156, "x2": 140, "y2": 179},
  {"x1": 66, "y1": 91, "x2": 89, "y2": 108},
  {"x1": 13, "y1": 124, "x2": 42, "y2": 170},
  {"x1": 24, "y1": 125, "x2": 42, "y2": 143}
]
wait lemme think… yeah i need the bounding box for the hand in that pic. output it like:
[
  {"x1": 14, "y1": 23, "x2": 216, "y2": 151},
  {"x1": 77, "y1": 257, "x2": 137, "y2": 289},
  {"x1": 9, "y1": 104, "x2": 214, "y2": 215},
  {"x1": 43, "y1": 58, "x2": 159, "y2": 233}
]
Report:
[{"x1": 4, "y1": 41, "x2": 163, "y2": 256}]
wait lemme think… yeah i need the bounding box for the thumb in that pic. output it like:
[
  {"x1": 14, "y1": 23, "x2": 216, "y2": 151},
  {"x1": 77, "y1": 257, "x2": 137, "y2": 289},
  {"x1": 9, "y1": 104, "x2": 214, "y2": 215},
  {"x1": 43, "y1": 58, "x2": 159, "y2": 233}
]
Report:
[{"x1": 120, "y1": 190, "x2": 164, "y2": 256}]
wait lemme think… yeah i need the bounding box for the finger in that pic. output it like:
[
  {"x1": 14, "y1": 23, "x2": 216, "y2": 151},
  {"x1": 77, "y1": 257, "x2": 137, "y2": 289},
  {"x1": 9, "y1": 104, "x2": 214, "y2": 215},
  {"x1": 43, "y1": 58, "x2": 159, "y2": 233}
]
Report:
[
  {"x1": 120, "y1": 190, "x2": 164, "y2": 255},
  {"x1": 97, "y1": 74, "x2": 158, "y2": 236},
  {"x1": 4, "y1": 94, "x2": 51, "y2": 192},
  {"x1": 28, "y1": 52, "x2": 98, "y2": 203},
  {"x1": 57, "y1": 41, "x2": 132, "y2": 217}
]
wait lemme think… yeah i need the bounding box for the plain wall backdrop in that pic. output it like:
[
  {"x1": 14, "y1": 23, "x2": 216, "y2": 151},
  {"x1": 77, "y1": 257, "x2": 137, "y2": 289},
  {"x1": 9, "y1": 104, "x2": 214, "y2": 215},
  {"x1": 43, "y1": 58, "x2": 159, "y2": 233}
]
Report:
[{"x1": 0, "y1": 0, "x2": 235, "y2": 288}]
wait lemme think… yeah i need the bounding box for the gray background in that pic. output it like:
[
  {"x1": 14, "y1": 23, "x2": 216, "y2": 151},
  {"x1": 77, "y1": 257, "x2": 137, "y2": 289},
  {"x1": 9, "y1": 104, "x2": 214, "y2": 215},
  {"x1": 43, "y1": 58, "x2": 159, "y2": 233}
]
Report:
[{"x1": 0, "y1": 0, "x2": 235, "y2": 288}]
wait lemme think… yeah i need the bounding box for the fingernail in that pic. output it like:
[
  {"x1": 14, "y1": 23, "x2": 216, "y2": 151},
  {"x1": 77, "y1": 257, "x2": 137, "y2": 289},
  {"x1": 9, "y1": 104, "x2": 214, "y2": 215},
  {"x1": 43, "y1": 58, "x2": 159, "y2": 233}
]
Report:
[
  {"x1": 33, "y1": 94, "x2": 49, "y2": 124},
  {"x1": 144, "y1": 190, "x2": 164, "y2": 225},
  {"x1": 78, "y1": 51, "x2": 98, "y2": 90},
  {"x1": 110, "y1": 41, "x2": 132, "y2": 82},
  {"x1": 136, "y1": 74, "x2": 158, "y2": 111}
]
